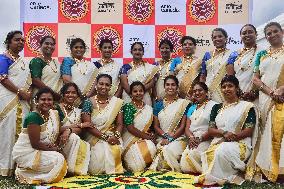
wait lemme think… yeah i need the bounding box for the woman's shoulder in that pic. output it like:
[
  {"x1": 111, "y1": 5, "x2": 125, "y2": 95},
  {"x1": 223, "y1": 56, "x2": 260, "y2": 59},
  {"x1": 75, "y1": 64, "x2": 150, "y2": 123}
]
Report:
[{"x1": 25, "y1": 111, "x2": 41, "y2": 119}]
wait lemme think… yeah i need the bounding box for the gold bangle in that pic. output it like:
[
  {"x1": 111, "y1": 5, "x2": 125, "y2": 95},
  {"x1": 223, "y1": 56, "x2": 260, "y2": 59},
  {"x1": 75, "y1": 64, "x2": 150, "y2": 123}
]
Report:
[
  {"x1": 16, "y1": 88, "x2": 21, "y2": 95},
  {"x1": 114, "y1": 131, "x2": 121, "y2": 139},
  {"x1": 101, "y1": 133, "x2": 109, "y2": 141},
  {"x1": 259, "y1": 83, "x2": 264, "y2": 91}
]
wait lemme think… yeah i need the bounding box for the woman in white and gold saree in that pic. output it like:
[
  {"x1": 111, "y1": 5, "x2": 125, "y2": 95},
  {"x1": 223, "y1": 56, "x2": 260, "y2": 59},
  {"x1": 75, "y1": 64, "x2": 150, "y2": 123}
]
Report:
[
  {"x1": 61, "y1": 38, "x2": 99, "y2": 98},
  {"x1": 55, "y1": 83, "x2": 91, "y2": 176},
  {"x1": 196, "y1": 75, "x2": 257, "y2": 185},
  {"x1": 12, "y1": 88, "x2": 68, "y2": 184},
  {"x1": 226, "y1": 24, "x2": 262, "y2": 102},
  {"x1": 154, "y1": 39, "x2": 173, "y2": 100},
  {"x1": 0, "y1": 31, "x2": 32, "y2": 176},
  {"x1": 82, "y1": 74, "x2": 124, "y2": 174},
  {"x1": 149, "y1": 75, "x2": 189, "y2": 172},
  {"x1": 180, "y1": 82, "x2": 217, "y2": 173},
  {"x1": 246, "y1": 22, "x2": 284, "y2": 183},
  {"x1": 30, "y1": 36, "x2": 62, "y2": 101},
  {"x1": 122, "y1": 81, "x2": 157, "y2": 172},
  {"x1": 92, "y1": 39, "x2": 123, "y2": 98},
  {"x1": 170, "y1": 36, "x2": 202, "y2": 99},
  {"x1": 200, "y1": 28, "x2": 231, "y2": 103},
  {"x1": 120, "y1": 42, "x2": 158, "y2": 105}
]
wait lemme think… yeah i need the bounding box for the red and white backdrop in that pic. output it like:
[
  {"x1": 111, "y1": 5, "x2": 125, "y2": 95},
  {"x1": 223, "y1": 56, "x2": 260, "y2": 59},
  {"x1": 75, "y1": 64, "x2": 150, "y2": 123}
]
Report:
[{"x1": 20, "y1": 0, "x2": 252, "y2": 64}]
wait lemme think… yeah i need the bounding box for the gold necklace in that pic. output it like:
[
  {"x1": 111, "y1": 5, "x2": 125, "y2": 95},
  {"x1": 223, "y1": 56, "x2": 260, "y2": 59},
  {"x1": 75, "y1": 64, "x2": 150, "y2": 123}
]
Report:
[
  {"x1": 132, "y1": 100, "x2": 144, "y2": 109},
  {"x1": 40, "y1": 56, "x2": 58, "y2": 73},
  {"x1": 191, "y1": 100, "x2": 208, "y2": 121},
  {"x1": 6, "y1": 51, "x2": 25, "y2": 70},
  {"x1": 131, "y1": 61, "x2": 147, "y2": 78},
  {"x1": 158, "y1": 58, "x2": 171, "y2": 79},
  {"x1": 39, "y1": 110, "x2": 49, "y2": 123},
  {"x1": 100, "y1": 58, "x2": 115, "y2": 74},
  {"x1": 62, "y1": 104, "x2": 76, "y2": 124},
  {"x1": 73, "y1": 57, "x2": 88, "y2": 75},
  {"x1": 236, "y1": 46, "x2": 257, "y2": 71},
  {"x1": 218, "y1": 100, "x2": 239, "y2": 116},
  {"x1": 94, "y1": 95, "x2": 110, "y2": 113},
  {"x1": 209, "y1": 48, "x2": 228, "y2": 77},
  {"x1": 163, "y1": 95, "x2": 178, "y2": 109},
  {"x1": 267, "y1": 45, "x2": 284, "y2": 59},
  {"x1": 182, "y1": 56, "x2": 194, "y2": 74}
]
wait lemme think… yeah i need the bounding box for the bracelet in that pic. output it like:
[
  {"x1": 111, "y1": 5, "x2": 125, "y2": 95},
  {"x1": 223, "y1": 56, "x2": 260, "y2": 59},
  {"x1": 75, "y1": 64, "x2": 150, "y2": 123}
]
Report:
[
  {"x1": 16, "y1": 88, "x2": 21, "y2": 95},
  {"x1": 114, "y1": 131, "x2": 121, "y2": 139},
  {"x1": 101, "y1": 133, "x2": 109, "y2": 141},
  {"x1": 162, "y1": 133, "x2": 169, "y2": 139},
  {"x1": 259, "y1": 83, "x2": 264, "y2": 91},
  {"x1": 168, "y1": 136, "x2": 175, "y2": 142},
  {"x1": 222, "y1": 130, "x2": 228, "y2": 136}
]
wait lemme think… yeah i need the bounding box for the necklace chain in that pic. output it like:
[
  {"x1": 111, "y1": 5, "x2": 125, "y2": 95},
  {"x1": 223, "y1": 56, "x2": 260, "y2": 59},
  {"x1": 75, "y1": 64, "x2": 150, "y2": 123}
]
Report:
[
  {"x1": 40, "y1": 56, "x2": 58, "y2": 73},
  {"x1": 74, "y1": 57, "x2": 88, "y2": 75},
  {"x1": 6, "y1": 51, "x2": 25, "y2": 70},
  {"x1": 94, "y1": 95, "x2": 110, "y2": 114},
  {"x1": 235, "y1": 46, "x2": 257, "y2": 71}
]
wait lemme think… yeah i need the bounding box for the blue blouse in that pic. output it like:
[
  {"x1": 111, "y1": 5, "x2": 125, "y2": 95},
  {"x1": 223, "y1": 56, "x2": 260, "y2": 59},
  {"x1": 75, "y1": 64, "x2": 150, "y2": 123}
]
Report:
[
  {"x1": 93, "y1": 61, "x2": 103, "y2": 69},
  {"x1": 186, "y1": 103, "x2": 197, "y2": 118},
  {"x1": 60, "y1": 57, "x2": 76, "y2": 76},
  {"x1": 169, "y1": 57, "x2": 182, "y2": 72},
  {"x1": 0, "y1": 54, "x2": 13, "y2": 75},
  {"x1": 227, "y1": 51, "x2": 239, "y2": 65},
  {"x1": 119, "y1": 64, "x2": 132, "y2": 75},
  {"x1": 200, "y1": 52, "x2": 212, "y2": 75},
  {"x1": 153, "y1": 100, "x2": 190, "y2": 116}
]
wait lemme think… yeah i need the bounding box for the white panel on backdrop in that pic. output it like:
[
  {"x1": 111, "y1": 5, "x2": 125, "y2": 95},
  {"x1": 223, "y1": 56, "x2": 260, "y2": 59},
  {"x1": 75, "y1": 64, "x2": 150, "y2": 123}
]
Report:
[
  {"x1": 155, "y1": 0, "x2": 186, "y2": 25},
  {"x1": 219, "y1": 24, "x2": 243, "y2": 51},
  {"x1": 21, "y1": 0, "x2": 58, "y2": 23},
  {"x1": 123, "y1": 25, "x2": 155, "y2": 58}
]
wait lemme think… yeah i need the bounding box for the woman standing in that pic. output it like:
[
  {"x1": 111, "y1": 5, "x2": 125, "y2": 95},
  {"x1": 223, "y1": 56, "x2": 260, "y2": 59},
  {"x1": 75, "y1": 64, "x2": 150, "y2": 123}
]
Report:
[
  {"x1": 120, "y1": 42, "x2": 158, "y2": 105},
  {"x1": 82, "y1": 74, "x2": 124, "y2": 174},
  {"x1": 61, "y1": 38, "x2": 99, "y2": 97},
  {"x1": 180, "y1": 82, "x2": 217, "y2": 173},
  {"x1": 0, "y1": 31, "x2": 31, "y2": 176},
  {"x1": 12, "y1": 88, "x2": 68, "y2": 184},
  {"x1": 227, "y1": 24, "x2": 262, "y2": 101},
  {"x1": 196, "y1": 75, "x2": 257, "y2": 185},
  {"x1": 55, "y1": 83, "x2": 91, "y2": 176},
  {"x1": 170, "y1": 36, "x2": 202, "y2": 98},
  {"x1": 93, "y1": 39, "x2": 122, "y2": 97},
  {"x1": 149, "y1": 75, "x2": 189, "y2": 172},
  {"x1": 155, "y1": 39, "x2": 173, "y2": 100},
  {"x1": 29, "y1": 36, "x2": 62, "y2": 101},
  {"x1": 200, "y1": 28, "x2": 231, "y2": 103},
  {"x1": 246, "y1": 22, "x2": 284, "y2": 183},
  {"x1": 123, "y1": 81, "x2": 157, "y2": 172}
]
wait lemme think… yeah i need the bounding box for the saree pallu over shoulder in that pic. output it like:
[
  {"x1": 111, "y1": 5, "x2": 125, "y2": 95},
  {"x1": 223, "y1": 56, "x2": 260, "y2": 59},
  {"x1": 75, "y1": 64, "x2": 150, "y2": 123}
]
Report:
[
  {"x1": 122, "y1": 63, "x2": 158, "y2": 105},
  {"x1": 176, "y1": 58, "x2": 202, "y2": 97},
  {"x1": 40, "y1": 59, "x2": 63, "y2": 94},
  {"x1": 71, "y1": 60, "x2": 99, "y2": 96},
  {"x1": 12, "y1": 110, "x2": 67, "y2": 184},
  {"x1": 197, "y1": 101, "x2": 258, "y2": 185},
  {"x1": 123, "y1": 105, "x2": 156, "y2": 172},
  {"x1": 156, "y1": 61, "x2": 171, "y2": 99},
  {"x1": 0, "y1": 57, "x2": 31, "y2": 176},
  {"x1": 61, "y1": 107, "x2": 90, "y2": 176},
  {"x1": 249, "y1": 52, "x2": 284, "y2": 182},
  {"x1": 85, "y1": 96, "x2": 124, "y2": 174},
  {"x1": 98, "y1": 61, "x2": 122, "y2": 97},
  {"x1": 150, "y1": 99, "x2": 189, "y2": 172},
  {"x1": 205, "y1": 50, "x2": 231, "y2": 103}
]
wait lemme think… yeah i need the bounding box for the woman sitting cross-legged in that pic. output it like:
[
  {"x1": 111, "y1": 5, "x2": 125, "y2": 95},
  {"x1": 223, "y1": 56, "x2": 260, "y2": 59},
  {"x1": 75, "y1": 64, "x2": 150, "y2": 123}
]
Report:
[
  {"x1": 180, "y1": 82, "x2": 217, "y2": 173},
  {"x1": 122, "y1": 81, "x2": 157, "y2": 172},
  {"x1": 82, "y1": 74, "x2": 124, "y2": 174},
  {"x1": 149, "y1": 75, "x2": 189, "y2": 172},
  {"x1": 195, "y1": 75, "x2": 258, "y2": 185},
  {"x1": 12, "y1": 88, "x2": 68, "y2": 184}
]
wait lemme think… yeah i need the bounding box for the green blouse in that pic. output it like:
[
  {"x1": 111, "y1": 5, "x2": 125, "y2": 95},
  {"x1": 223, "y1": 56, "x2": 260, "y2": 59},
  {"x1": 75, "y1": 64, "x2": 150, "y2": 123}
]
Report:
[
  {"x1": 123, "y1": 103, "x2": 137, "y2": 126},
  {"x1": 209, "y1": 103, "x2": 256, "y2": 129},
  {"x1": 29, "y1": 57, "x2": 47, "y2": 78},
  {"x1": 23, "y1": 112, "x2": 44, "y2": 128},
  {"x1": 54, "y1": 104, "x2": 66, "y2": 122}
]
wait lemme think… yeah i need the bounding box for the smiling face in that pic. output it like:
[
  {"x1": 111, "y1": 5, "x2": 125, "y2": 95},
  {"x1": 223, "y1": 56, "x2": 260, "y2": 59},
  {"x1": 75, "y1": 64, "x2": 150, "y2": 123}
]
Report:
[
  {"x1": 37, "y1": 92, "x2": 54, "y2": 114},
  {"x1": 159, "y1": 43, "x2": 171, "y2": 60},
  {"x1": 8, "y1": 33, "x2": 25, "y2": 53},
  {"x1": 131, "y1": 43, "x2": 144, "y2": 61},
  {"x1": 192, "y1": 84, "x2": 207, "y2": 104},
  {"x1": 71, "y1": 42, "x2": 86, "y2": 59},
  {"x1": 182, "y1": 39, "x2": 196, "y2": 56},
  {"x1": 164, "y1": 78, "x2": 178, "y2": 96},
  {"x1": 221, "y1": 81, "x2": 238, "y2": 100},
  {"x1": 240, "y1": 25, "x2": 257, "y2": 47},
  {"x1": 212, "y1": 30, "x2": 227, "y2": 49},
  {"x1": 63, "y1": 86, "x2": 78, "y2": 105},
  {"x1": 100, "y1": 42, "x2": 113, "y2": 59},
  {"x1": 265, "y1": 25, "x2": 284, "y2": 47},
  {"x1": 41, "y1": 37, "x2": 55, "y2": 56},
  {"x1": 131, "y1": 84, "x2": 145, "y2": 102},
  {"x1": 96, "y1": 76, "x2": 111, "y2": 96}
]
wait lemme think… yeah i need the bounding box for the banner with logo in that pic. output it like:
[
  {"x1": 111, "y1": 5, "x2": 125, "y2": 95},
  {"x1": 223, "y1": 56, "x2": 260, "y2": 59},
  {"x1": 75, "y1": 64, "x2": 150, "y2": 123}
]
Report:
[{"x1": 21, "y1": 0, "x2": 252, "y2": 63}]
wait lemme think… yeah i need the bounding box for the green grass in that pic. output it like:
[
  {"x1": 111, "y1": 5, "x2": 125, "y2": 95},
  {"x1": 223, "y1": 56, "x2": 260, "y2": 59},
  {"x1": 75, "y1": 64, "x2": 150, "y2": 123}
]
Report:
[{"x1": 1, "y1": 176, "x2": 284, "y2": 189}]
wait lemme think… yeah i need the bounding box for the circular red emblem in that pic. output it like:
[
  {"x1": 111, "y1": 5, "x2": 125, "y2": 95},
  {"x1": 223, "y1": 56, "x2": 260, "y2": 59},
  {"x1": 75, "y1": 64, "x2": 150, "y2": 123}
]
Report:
[
  {"x1": 93, "y1": 26, "x2": 121, "y2": 55},
  {"x1": 26, "y1": 26, "x2": 56, "y2": 55},
  {"x1": 60, "y1": 0, "x2": 89, "y2": 21},
  {"x1": 125, "y1": 0, "x2": 154, "y2": 23},
  {"x1": 189, "y1": 0, "x2": 216, "y2": 23},
  {"x1": 112, "y1": 176, "x2": 150, "y2": 185},
  {"x1": 157, "y1": 27, "x2": 183, "y2": 55}
]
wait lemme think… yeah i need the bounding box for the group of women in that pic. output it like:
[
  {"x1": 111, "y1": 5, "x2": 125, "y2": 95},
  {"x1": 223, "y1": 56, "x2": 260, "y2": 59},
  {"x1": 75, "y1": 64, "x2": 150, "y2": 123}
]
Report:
[{"x1": 0, "y1": 21, "x2": 283, "y2": 186}]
